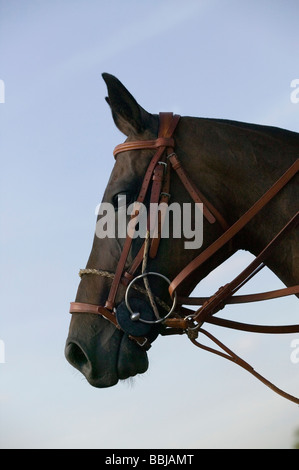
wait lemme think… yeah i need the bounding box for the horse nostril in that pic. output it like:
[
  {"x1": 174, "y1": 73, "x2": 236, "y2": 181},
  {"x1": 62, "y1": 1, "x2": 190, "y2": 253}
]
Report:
[{"x1": 65, "y1": 342, "x2": 89, "y2": 370}]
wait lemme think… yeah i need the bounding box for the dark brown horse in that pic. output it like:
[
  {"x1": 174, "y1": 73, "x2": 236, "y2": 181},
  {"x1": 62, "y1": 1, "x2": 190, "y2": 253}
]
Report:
[{"x1": 65, "y1": 74, "x2": 298, "y2": 392}]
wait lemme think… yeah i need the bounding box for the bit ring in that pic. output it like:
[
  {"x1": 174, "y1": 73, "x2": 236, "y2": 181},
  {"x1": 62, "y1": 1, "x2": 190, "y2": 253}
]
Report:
[{"x1": 125, "y1": 272, "x2": 177, "y2": 324}]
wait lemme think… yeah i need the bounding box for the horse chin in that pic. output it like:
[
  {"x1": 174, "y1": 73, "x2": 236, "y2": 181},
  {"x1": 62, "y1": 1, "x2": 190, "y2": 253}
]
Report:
[
  {"x1": 84, "y1": 335, "x2": 149, "y2": 388},
  {"x1": 117, "y1": 334, "x2": 149, "y2": 381}
]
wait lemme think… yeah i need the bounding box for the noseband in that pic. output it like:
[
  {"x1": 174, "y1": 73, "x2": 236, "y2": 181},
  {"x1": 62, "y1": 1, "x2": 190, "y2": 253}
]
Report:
[{"x1": 70, "y1": 112, "x2": 299, "y2": 404}]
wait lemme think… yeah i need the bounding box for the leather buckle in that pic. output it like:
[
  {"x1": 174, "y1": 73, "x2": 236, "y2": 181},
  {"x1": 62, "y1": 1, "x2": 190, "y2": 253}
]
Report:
[{"x1": 158, "y1": 161, "x2": 167, "y2": 175}]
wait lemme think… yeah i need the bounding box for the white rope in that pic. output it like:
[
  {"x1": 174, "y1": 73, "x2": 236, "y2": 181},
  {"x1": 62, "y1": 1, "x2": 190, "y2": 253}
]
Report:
[
  {"x1": 78, "y1": 267, "x2": 170, "y2": 312},
  {"x1": 141, "y1": 229, "x2": 160, "y2": 319}
]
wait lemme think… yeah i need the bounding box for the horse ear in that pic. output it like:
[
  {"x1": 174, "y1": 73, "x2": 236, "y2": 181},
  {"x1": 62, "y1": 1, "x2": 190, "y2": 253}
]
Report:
[{"x1": 102, "y1": 73, "x2": 152, "y2": 136}]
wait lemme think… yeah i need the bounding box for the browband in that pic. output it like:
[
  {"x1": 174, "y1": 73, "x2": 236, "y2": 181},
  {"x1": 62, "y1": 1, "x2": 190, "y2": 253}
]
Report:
[{"x1": 113, "y1": 137, "x2": 175, "y2": 158}]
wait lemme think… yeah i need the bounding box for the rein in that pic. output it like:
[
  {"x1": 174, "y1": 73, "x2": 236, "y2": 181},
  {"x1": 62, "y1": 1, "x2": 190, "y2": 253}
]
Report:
[{"x1": 70, "y1": 112, "x2": 299, "y2": 404}]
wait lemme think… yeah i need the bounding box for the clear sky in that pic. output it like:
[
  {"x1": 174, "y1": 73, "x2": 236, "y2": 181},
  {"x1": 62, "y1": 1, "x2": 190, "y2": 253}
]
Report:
[{"x1": 0, "y1": 0, "x2": 298, "y2": 449}]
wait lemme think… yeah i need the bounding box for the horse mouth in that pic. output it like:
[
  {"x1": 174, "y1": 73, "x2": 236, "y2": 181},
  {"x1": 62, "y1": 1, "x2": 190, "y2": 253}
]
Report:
[
  {"x1": 115, "y1": 332, "x2": 150, "y2": 384},
  {"x1": 65, "y1": 324, "x2": 149, "y2": 388}
]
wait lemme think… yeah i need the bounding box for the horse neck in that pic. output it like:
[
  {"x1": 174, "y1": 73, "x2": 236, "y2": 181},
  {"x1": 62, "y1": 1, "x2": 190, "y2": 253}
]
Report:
[{"x1": 175, "y1": 117, "x2": 298, "y2": 286}]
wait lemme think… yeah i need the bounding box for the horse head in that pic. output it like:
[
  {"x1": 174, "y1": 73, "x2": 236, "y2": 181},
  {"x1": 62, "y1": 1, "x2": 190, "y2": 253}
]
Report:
[
  {"x1": 65, "y1": 74, "x2": 298, "y2": 393},
  {"x1": 65, "y1": 74, "x2": 236, "y2": 387}
]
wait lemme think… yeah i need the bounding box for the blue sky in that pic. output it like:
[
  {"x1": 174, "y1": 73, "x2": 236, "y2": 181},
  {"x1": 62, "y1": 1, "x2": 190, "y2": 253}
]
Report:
[{"x1": 0, "y1": 0, "x2": 298, "y2": 449}]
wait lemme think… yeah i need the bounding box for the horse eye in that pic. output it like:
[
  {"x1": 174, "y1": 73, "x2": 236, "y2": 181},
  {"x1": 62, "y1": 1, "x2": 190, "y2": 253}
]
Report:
[{"x1": 113, "y1": 193, "x2": 135, "y2": 210}]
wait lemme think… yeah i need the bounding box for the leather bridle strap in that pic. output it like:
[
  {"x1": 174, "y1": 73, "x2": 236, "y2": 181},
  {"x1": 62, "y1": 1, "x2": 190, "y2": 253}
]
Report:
[
  {"x1": 167, "y1": 153, "x2": 229, "y2": 231},
  {"x1": 69, "y1": 301, "x2": 152, "y2": 350},
  {"x1": 113, "y1": 137, "x2": 175, "y2": 157},
  {"x1": 106, "y1": 112, "x2": 226, "y2": 308},
  {"x1": 192, "y1": 210, "x2": 299, "y2": 325},
  {"x1": 149, "y1": 156, "x2": 172, "y2": 258},
  {"x1": 104, "y1": 113, "x2": 181, "y2": 310},
  {"x1": 70, "y1": 302, "x2": 119, "y2": 326},
  {"x1": 169, "y1": 159, "x2": 299, "y2": 297},
  {"x1": 180, "y1": 284, "x2": 299, "y2": 308},
  {"x1": 113, "y1": 118, "x2": 230, "y2": 287},
  {"x1": 165, "y1": 210, "x2": 299, "y2": 334},
  {"x1": 190, "y1": 328, "x2": 299, "y2": 405},
  {"x1": 148, "y1": 113, "x2": 175, "y2": 258},
  {"x1": 113, "y1": 113, "x2": 180, "y2": 159}
]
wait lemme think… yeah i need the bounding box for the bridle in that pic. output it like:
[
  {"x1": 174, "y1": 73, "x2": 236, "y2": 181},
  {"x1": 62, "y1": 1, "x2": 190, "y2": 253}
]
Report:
[{"x1": 70, "y1": 112, "x2": 299, "y2": 404}]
